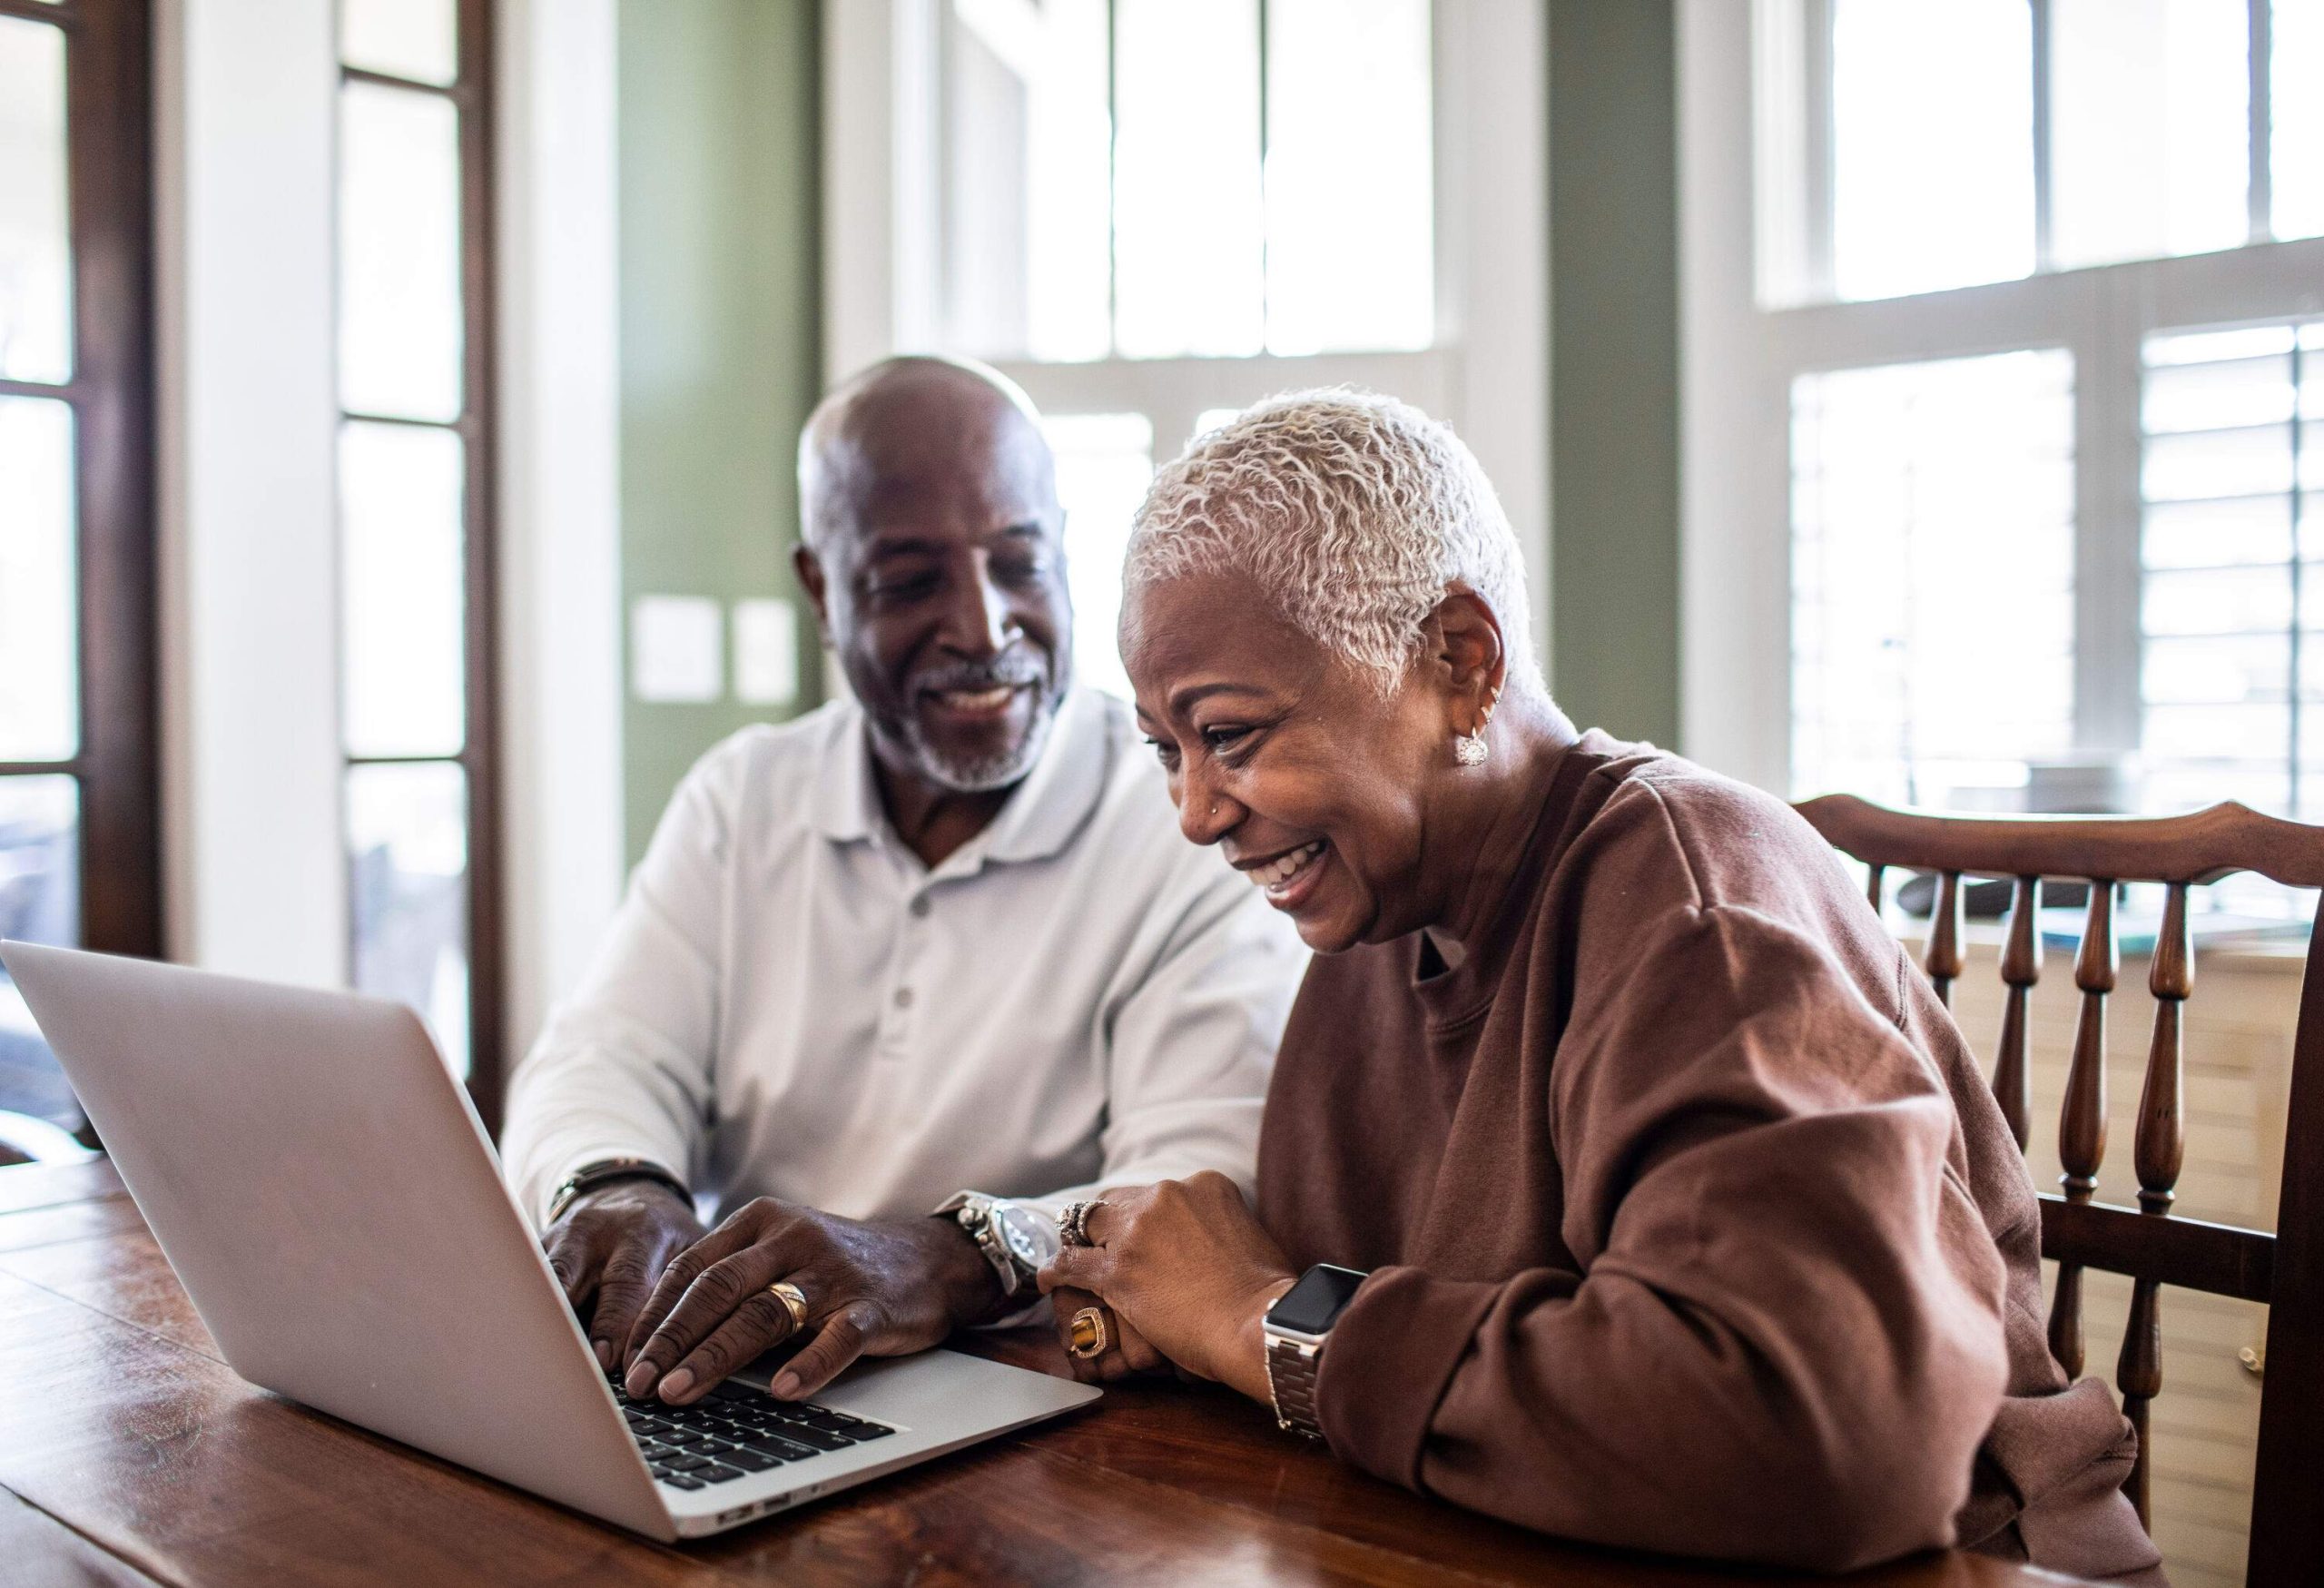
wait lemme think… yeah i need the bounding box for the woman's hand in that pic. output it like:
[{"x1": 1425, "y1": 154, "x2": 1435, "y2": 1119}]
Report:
[
  {"x1": 1038, "y1": 1171, "x2": 1297, "y2": 1406},
  {"x1": 1046, "y1": 1284, "x2": 1170, "y2": 1384}
]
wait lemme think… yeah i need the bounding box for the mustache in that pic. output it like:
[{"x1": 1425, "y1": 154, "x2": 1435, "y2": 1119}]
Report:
[{"x1": 913, "y1": 656, "x2": 1049, "y2": 695}]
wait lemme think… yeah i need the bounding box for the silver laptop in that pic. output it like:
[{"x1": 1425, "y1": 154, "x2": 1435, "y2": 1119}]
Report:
[{"x1": 0, "y1": 942, "x2": 1098, "y2": 1540}]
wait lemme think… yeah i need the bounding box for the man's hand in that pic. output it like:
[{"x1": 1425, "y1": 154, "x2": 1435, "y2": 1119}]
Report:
[
  {"x1": 543, "y1": 1179, "x2": 706, "y2": 1372},
  {"x1": 621, "y1": 1198, "x2": 1008, "y2": 1406}
]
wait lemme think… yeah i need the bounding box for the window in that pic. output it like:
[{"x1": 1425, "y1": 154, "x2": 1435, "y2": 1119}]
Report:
[
  {"x1": 335, "y1": 0, "x2": 503, "y2": 1118},
  {"x1": 2139, "y1": 319, "x2": 2324, "y2": 818},
  {"x1": 940, "y1": 0, "x2": 1435, "y2": 363},
  {"x1": 1706, "y1": 0, "x2": 2324, "y2": 883},
  {"x1": 843, "y1": 0, "x2": 1530, "y2": 703},
  {"x1": 0, "y1": 0, "x2": 159, "y2": 1137},
  {"x1": 1790, "y1": 350, "x2": 2078, "y2": 807},
  {"x1": 1774, "y1": 0, "x2": 2310, "y2": 306}
]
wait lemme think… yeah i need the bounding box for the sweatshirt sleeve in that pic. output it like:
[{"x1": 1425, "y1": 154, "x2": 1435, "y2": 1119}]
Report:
[{"x1": 1309, "y1": 902, "x2": 2012, "y2": 1572}]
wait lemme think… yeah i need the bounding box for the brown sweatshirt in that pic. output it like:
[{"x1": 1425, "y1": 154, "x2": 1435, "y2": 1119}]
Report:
[{"x1": 1254, "y1": 731, "x2": 2162, "y2": 1580}]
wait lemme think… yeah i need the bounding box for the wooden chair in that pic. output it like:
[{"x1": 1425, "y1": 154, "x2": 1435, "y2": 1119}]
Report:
[{"x1": 1793, "y1": 796, "x2": 2324, "y2": 1586}]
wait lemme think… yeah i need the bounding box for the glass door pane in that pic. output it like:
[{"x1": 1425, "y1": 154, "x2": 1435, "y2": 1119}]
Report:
[
  {"x1": 340, "y1": 0, "x2": 458, "y2": 86},
  {"x1": 340, "y1": 421, "x2": 467, "y2": 758},
  {"x1": 0, "y1": 395, "x2": 77, "y2": 761},
  {"x1": 339, "y1": 81, "x2": 464, "y2": 420},
  {"x1": 0, "y1": 775, "x2": 80, "y2": 1129},
  {"x1": 0, "y1": 15, "x2": 72, "y2": 385},
  {"x1": 348, "y1": 762, "x2": 470, "y2": 1076}
]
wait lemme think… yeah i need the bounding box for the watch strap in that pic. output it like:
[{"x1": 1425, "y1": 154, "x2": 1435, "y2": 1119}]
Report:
[
  {"x1": 547, "y1": 1158, "x2": 689, "y2": 1225},
  {"x1": 932, "y1": 1191, "x2": 1025, "y2": 1297},
  {"x1": 1265, "y1": 1336, "x2": 1324, "y2": 1439}
]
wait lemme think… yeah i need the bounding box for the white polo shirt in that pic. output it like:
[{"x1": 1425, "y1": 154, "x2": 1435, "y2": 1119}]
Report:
[{"x1": 501, "y1": 686, "x2": 1307, "y2": 1229}]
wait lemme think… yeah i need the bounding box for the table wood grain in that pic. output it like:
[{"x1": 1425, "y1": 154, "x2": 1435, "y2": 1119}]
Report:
[{"x1": 0, "y1": 1160, "x2": 2088, "y2": 1587}]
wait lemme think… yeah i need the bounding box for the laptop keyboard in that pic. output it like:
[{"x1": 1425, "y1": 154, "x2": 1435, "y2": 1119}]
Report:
[{"x1": 614, "y1": 1377, "x2": 898, "y2": 1491}]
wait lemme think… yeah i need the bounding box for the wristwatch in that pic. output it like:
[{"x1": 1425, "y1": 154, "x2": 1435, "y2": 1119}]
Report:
[
  {"x1": 1262, "y1": 1263, "x2": 1369, "y2": 1439},
  {"x1": 933, "y1": 1192, "x2": 1060, "y2": 1297},
  {"x1": 546, "y1": 1157, "x2": 690, "y2": 1225}
]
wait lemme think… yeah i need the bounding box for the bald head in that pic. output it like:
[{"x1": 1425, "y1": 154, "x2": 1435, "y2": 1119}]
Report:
[
  {"x1": 791, "y1": 355, "x2": 1073, "y2": 801},
  {"x1": 797, "y1": 356, "x2": 1056, "y2": 551}
]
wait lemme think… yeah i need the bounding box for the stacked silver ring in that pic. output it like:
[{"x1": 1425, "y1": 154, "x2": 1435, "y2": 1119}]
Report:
[{"x1": 1059, "y1": 1198, "x2": 1106, "y2": 1248}]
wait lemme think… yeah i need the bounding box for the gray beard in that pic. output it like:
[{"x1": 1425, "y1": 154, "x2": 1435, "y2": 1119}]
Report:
[{"x1": 898, "y1": 686, "x2": 1062, "y2": 793}]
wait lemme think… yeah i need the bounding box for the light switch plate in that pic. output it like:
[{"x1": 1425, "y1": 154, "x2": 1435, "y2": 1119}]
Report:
[
  {"x1": 631, "y1": 595, "x2": 724, "y2": 703},
  {"x1": 733, "y1": 598, "x2": 799, "y2": 707}
]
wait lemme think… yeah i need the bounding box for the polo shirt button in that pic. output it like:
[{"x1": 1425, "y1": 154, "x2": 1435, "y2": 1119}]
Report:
[
  {"x1": 894, "y1": 987, "x2": 914, "y2": 1009},
  {"x1": 909, "y1": 896, "x2": 931, "y2": 918}
]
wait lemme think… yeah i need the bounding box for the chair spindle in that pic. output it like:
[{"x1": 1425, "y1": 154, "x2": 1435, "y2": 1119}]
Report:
[
  {"x1": 2047, "y1": 880, "x2": 2116, "y2": 1379},
  {"x1": 1992, "y1": 875, "x2": 2040, "y2": 1150},
  {"x1": 2115, "y1": 883, "x2": 2192, "y2": 1525},
  {"x1": 1926, "y1": 870, "x2": 1965, "y2": 1008}
]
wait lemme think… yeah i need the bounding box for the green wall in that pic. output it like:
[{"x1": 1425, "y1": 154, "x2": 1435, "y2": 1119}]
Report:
[
  {"x1": 1546, "y1": 0, "x2": 1681, "y2": 748},
  {"x1": 618, "y1": 0, "x2": 823, "y2": 864}
]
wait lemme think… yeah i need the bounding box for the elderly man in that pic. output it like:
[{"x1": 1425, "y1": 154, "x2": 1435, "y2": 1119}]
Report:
[{"x1": 502, "y1": 356, "x2": 1304, "y2": 1409}]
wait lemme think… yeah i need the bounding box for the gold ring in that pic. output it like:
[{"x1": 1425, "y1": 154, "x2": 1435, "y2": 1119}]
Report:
[
  {"x1": 768, "y1": 1280, "x2": 809, "y2": 1333},
  {"x1": 1068, "y1": 1306, "x2": 1108, "y2": 1359}
]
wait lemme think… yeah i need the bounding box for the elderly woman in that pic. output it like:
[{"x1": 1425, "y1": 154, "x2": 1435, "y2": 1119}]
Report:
[{"x1": 1039, "y1": 392, "x2": 2160, "y2": 1581}]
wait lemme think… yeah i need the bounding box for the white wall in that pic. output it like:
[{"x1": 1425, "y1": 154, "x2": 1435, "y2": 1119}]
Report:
[
  {"x1": 156, "y1": 0, "x2": 347, "y2": 984},
  {"x1": 154, "y1": 0, "x2": 628, "y2": 1057},
  {"x1": 496, "y1": 0, "x2": 626, "y2": 1053}
]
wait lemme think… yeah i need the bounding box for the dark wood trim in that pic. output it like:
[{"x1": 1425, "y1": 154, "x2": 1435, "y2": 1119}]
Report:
[
  {"x1": 331, "y1": 0, "x2": 503, "y2": 1130},
  {"x1": 2248, "y1": 904, "x2": 2324, "y2": 1584},
  {"x1": 1799, "y1": 793, "x2": 2324, "y2": 1577},
  {"x1": 2034, "y1": 1195, "x2": 2275, "y2": 1303},
  {"x1": 455, "y1": 0, "x2": 505, "y2": 1134},
  {"x1": 0, "y1": 0, "x2": 81, "y2": 27},
  {"x1": 66, "y1": 0, "x2": 161, "y2": 972},
  {"x1": 1796, "y1": 793, "x2": 2324, "y2": 888},
  {"x1": 0, "y1": 376, "x2": 87, "y2": 402}
]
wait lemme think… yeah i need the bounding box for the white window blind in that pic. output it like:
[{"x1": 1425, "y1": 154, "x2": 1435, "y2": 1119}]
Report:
[
  {"x1": 1790, "y1": 350, "x2": 2078, "y2": 806},
  {"x1": 2140, "y1": 320, "x2": 2324, "y2": 819}
]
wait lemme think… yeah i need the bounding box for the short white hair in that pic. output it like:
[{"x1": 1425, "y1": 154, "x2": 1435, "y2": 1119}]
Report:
[{"x1": 1126, "y1": 390, "x2": 1539, "y2": 695}]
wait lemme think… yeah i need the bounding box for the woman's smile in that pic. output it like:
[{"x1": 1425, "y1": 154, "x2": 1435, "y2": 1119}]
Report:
[{"x1": 1235, "y1": 838, "x2": 1331, "y2": 911}]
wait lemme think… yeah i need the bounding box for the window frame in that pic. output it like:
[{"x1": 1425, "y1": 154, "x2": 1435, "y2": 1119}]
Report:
[
  {"x1": 822, "y1": 0, "x2": 1550, "y2": 671},
  {"x1": 0, "y1": 0, "x2": 162, "y2": 999},
  {"x1": 334, "y1": 0, "x2": 506, "y2": 1129},
  {"x1": 1680, "y1": 0, "x2": 2324, "y2": 803}
]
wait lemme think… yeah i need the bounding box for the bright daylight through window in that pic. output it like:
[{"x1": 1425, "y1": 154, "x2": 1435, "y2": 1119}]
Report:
[
  {"x1": 336, "y1": 0, "x2": 485, "y2": 1080},
  {"x1": 937, "y1": 0, "x2": 1436, "y2": 702},
  {"x1": 1777, "y1": 0, "x2": 2324, "y2": 929}
]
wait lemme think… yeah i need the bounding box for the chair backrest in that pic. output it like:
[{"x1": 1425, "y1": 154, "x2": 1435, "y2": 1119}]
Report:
[{"x1": 1793, "y1": 795, "x2": 2324, "y2": 1588}]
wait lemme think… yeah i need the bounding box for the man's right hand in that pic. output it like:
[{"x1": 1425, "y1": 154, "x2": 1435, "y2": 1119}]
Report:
[{"x1": 543, "y1": 1179, "x2": 705, "y2": 1371}]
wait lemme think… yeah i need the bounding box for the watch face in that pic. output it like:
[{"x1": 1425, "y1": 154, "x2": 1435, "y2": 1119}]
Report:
[
  {"x1": 1267, "y1": 1264, "x2": 1368, "y2": 1336},
  {"x1": 994, "y1": 1203, "x2": 1060, "y2": 1268}
]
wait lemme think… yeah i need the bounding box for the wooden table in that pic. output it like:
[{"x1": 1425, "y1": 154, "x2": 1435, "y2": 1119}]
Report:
[{"x1": 0, "y1": 1160, "x2": 2082, "y2": 1587}]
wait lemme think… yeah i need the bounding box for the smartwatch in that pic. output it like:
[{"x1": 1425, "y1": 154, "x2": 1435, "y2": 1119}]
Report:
[
  {"x1": 933, "y1": 1192, "x2": 1061, "y2": 1297},
  {"x1": 1261, "y1": 1263, "x2": 1369, "y2": 1439}
]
